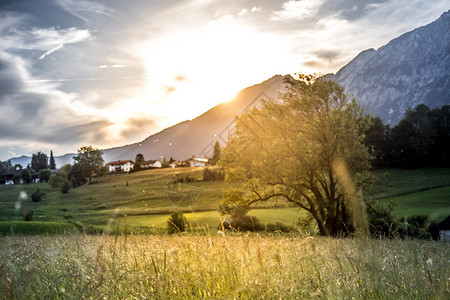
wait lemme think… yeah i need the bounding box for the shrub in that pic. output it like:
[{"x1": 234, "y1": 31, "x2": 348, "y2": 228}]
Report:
[
  {"x1": 397, "y1": 215, "x2": 432, "y2": 239},
  {"x1": 60, "y1": 180, "x2": 70, "y2": 193},
  {"x1": 31, "y1": 188, "x2": 45, "y2": 202},
  {"x1": 203, "y1": 168, "x2": 225, "y2": 181},
  {"x1": 167, "y1": 212, "x2": 189, "y2": 234},
  {"x1": 219, "y1": 215, "x2": 263, "y2": 232},
  {"x1": 39, "y1": 169, "x2": 52, "y2": 183}
]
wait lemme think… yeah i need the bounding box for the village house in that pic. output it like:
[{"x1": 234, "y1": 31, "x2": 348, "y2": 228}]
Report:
[
  {"x1": 437, "y1": 216, "x2": 450, "y2": 241},
  {"x1": 142, "y1": 160, "x2": 162, "y2": 168},
  {"x1": 169, "y1": 161, "x2": 184, "y2": 168},
  {"x1": 185, "y1": 157, "x2": 208, "y2": 167},
  {"x1": 108, "y1": 160, "x2": 134, "y2": 172}
]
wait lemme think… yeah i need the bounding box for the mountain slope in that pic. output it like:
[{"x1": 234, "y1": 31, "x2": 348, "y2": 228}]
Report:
[
  {"x1": 9, "y1": 75, "x2": 287, "y2": 166},
  {"x1": 101, "y1": 75, "x2": 288, "y2": 162},
  {"x1": 330, "y1": 10, "x2": 450, "y2": 124}
]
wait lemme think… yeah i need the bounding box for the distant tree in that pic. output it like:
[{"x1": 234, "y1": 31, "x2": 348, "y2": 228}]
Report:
[
  {"x1": 13, "y1": 164, "x2": 23, "y2": 171},
  {"x1": 209, "y1": 141, "x2": 221, "y2": 165},
  {"x1": 169, "y1": 157, "x2": 175, "y2": 163},
  {"x1": 12, "y1": 172, "x2": 22, "y2": 184},
  {"x1": 391, "y1": 104, "x2": 434, "y2": 168},
  {"x1": 364, "y1": 117, "x2": 392, "y2": 169},
  {"x1": 49, "y1": 150, "x2": 56, "y2": 169},
  {"x1": 31, "y1": 152, "x2": 49, "y2": 171},
  {"x1": 73, "y1": 146, "x2": 104, "y2": 183},
  {"x1": 219, "y1": 75, "x2": 373, "y2": 236},
  {"x1": 59, "y1": 164, "x2": 72, "y2": 175},
  {"x1": 39, "y1": 169, "x2": 52, "y2": 183},
  {"x1": 135, "y1": 153, "x2": 145, "y2": 164},
  {"x1": 21, "y1": 169, "x2": 32, "y2": 184},
  {"x1": 68, "y1": 163, "x2": 86, "y2": 187},
  {"x1": 134, "y1": 153, "x2": 144, "y2": 170},
  {"x1": 0, "y1": 160, "x2": 12, "y2": 173},
  {"x1": 133, "y1": 161, "x2": 141, "y2": 171}
]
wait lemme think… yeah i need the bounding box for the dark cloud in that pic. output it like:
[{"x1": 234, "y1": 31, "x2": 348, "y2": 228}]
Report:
[
  {"x1": 319, "y1": 0, "x2": 388, "y2": 21},
  {"x1": 315, "y1": 49, "x2": 341, "y2": 61},
  {"x1": 120, "y1": 117, "x2": 156, "y2": 139},
  {"x1": 0, "y1": 56, "x2": 24, "y2": 101}
]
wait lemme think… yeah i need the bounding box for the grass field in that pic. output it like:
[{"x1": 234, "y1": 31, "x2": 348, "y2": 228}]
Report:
[
  {"x1": 0, "y1": 234, "x2": 448, "y2": 299},
  {"x1": 0, "y1": 167, "x2": 449, "y2": 234}
]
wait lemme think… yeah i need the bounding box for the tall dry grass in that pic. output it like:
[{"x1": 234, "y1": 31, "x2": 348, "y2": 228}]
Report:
[{"x1": 0, "y1": 233, "x2": 448, "y2": 299}]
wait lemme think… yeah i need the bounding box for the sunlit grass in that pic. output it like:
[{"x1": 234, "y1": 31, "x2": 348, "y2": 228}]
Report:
[{"x1": 1, "y1": 234, "x2": 448, "y2": 299}]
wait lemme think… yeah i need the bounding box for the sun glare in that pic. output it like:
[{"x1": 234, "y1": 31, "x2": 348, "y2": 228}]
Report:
[{"x1": 136, "y1": 19, "x2": 297, "y2": 126}]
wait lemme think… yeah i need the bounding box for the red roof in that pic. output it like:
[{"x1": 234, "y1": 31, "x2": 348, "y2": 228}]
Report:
[{"x1": 108, "y1": 160, "x2": 133, "y2": 165}]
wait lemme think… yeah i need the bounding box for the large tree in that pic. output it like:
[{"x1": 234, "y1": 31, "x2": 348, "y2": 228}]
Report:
[
  {"x1": 73, "y1": 146, "x2": 104, "y2": 183},
  {"x1": 31, "y1": 151, "x2": 48, "y2": 171},
  {"x1": 219, "y1": 75, "x2": 373, "y2": 236}
]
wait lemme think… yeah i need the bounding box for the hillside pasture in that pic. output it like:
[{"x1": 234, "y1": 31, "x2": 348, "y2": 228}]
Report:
[{"x1": 0, "y1": 167, "x2": 449, "y2": 234}]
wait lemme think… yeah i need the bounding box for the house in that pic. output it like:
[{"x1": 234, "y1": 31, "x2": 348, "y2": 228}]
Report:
[
  {"x1": 437, "y1": 216, "x2": 450, "y2": 241},
  {"x1": 2, "y1": 169, "x2": 22, "y2": 184},
  {"x1": 185, "y1": 157, "x2": 208, "y2": 167},
  {"x1": 108, "y1": 160, "x2": 134, "y2": 172},
  {"x1": 169, "y1": 161, "x2": 184, "y2": 168},
  {"x1": 142, "y1": 160, "x2": 162, "y2": 168}
]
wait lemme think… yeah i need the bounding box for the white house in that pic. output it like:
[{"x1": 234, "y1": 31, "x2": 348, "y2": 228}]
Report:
[
  {"x1": 108, "y1": 160, "x2": 134, "y2": 172},
  {"x1": 142, "y1": 160, "x2": 162, "y2": 168},
  {"x1": 169, "y1": 161, "x2": 184, "y2": 168},
  {"x1": 185, "y1": 157, "x2": 208, "y2": 167},
  {"x1": 437, "y1": 216, "x2": 450, "y2": 241}
]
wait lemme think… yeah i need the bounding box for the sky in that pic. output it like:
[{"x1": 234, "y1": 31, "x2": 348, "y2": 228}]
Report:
[{"x1": 0, "y1": 0, "x2": 448, "y2": 161}]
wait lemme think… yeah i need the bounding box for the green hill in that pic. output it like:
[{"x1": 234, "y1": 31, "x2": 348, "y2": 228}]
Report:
[{"x1": 0, "y1": 167, "x2": 449, "y2": 234}]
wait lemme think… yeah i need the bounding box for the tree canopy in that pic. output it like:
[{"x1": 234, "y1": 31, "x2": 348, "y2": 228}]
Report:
[
  {"x1": 219, "y1": 75, "x2": 373, "y2": 236},
  {"x1": 364, "y1": 104, "x2": 450, "y2": 169},
  {"x1": 72, "y1": 146, "x2": 104, "y2": 183},
  {"x1": 31, "y1": 151, "x2": 48, "y2": 171}
]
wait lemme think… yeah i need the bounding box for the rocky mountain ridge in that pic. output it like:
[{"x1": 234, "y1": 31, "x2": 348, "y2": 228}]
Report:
[{"x1": 330, "y1": 10, "x2": 450, "y2": 124}]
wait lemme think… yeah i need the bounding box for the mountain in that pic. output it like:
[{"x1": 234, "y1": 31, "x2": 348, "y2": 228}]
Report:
[
  {"x1": 330, "y1": 10, "x2": 450, "y2": 125},
  {"x1": 99, "y1": 75, "x2": 288, "y2": 163},
  {"x1": 9, "y1": 75, "x2": 287, "y2": 167}
]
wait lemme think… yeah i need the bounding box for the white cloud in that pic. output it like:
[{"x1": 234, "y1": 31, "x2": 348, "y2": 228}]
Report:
[
  {"x1": 39, "y1": 43, "x2": 64, "y2": 60},
  {"x1": 55, "y1": 0, "x2": 116, "y2": 22},
  {"x1": 272, "y1": 0, "x2": 325, "y2": 21},
  {"x1": 251, "y1": 7, "x2": 262, "y2": 13},
  {"x1": 239, "y1": 8, "x2": 248, "y2": 17}
]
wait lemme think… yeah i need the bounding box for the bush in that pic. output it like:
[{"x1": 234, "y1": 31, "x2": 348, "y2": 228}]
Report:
[
  {"x1": 397, "y1": 215, "x2": 432, "y2": 239},
  {"x1": 167, "y1": 212, "x2": 189, "y2": 234},
  {"x1": 31, "y1": 188, "x2": 45, "y2": 202},
  {"x1": 203, "y1": 168, "x2": 225, "y2": 181},
  {"x1": 219, "y1": 215, "x2": 263, "y2": 232},
  {"x1": 39, "y1": 169, "x2": 52, "y2": 183},
  {"x1": 60, "y1": 180, "x2": 70, "y2": 193}
]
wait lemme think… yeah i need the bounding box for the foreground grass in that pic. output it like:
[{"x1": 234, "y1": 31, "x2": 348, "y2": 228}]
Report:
[{"x1": 1, "y1": 234, "x2": 448, "y2": 299}]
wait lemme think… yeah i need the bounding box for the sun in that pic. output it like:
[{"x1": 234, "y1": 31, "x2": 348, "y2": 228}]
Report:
[{"x1": 135, "y1": 18, "x2": 298, "y2": 127}]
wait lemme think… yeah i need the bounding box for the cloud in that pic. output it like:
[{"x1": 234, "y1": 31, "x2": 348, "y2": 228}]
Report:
[
  {"x1": 39, "y1": 43, "x2": 64, "y2": 60},
  {"x1": 54, "y1": 0, "x2": 116, "y2": 22},
  {"x1": 120, "y1": 117, "x2": 157, "y2": 139},
  {"x1": 315, "y1": 49, "x2": 341, "y2": 61},
  {"x1": 174, "y1": 74, "x2": 188, "y2": 82},
  {"x1": 272, "y1": 0, "x2": 325, "y2": 21}
]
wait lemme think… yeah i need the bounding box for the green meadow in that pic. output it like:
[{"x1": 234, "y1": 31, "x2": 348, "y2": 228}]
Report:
[{"x1": 0, "y1": 167, "x2": 449, "y2": 234}]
